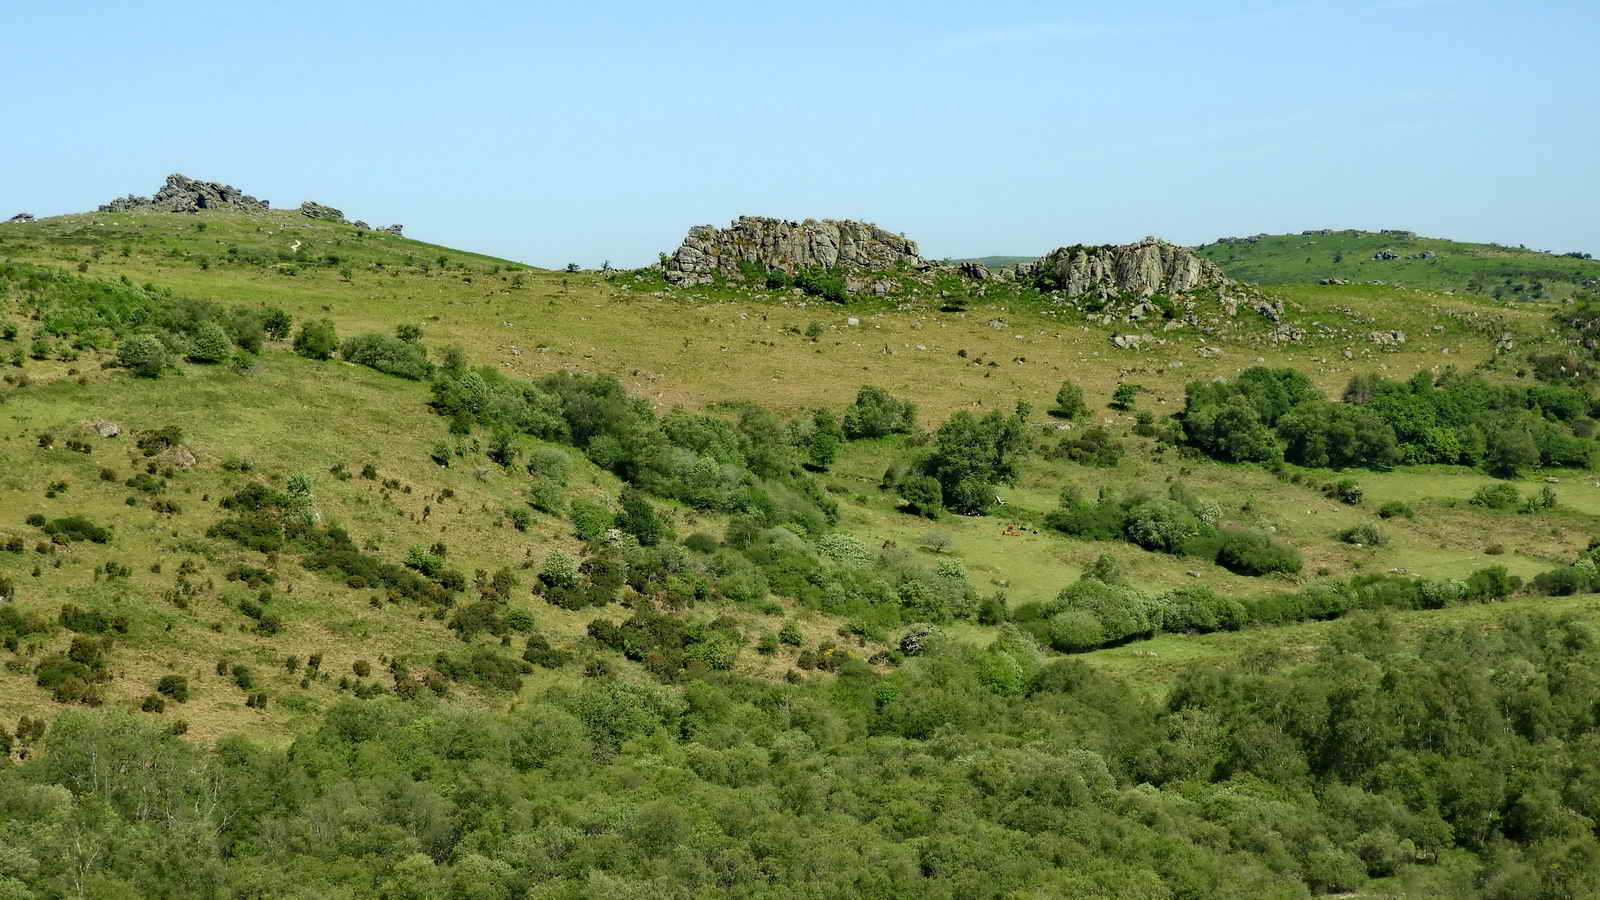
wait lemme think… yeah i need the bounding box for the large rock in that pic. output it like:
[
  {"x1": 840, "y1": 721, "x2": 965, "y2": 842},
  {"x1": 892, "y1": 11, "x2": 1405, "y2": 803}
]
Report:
[
  {"x1": 6, "y1": 212, "x2": 34, "y2": 223},
  {"x1": 300, "y1": 201, "x2": 345, "y2": 222},
  {"x1": 380, "y1": 224, "x2": 403, "y2": 236},
  {"x1": 663, "y1": 216, "x2": 925, "y2": 286},
  {"x1": 98, "y1": 173, "x2": 270, "y2": 214},
  {"x1": 1021, "y1": 236, "x2": 1227, "y2": 297}
]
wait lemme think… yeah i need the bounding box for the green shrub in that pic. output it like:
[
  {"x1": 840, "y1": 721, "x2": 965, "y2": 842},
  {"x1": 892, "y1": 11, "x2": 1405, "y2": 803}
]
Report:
[
  {"x1": 569, "y1": 499, "x2": 613, "y2": 541},
  {"x1": 292, "y1": 319, "x2": 338, "y2": 360},
  {"x1": 1215, "y1": 529, "x2": 1302, "y2": 575},
  {"x1": 1338, "y1": 523, "x2": 1388, "y2": 546},
  {"x1": 1470, "y1": 483, "x2": 1521, "y2": 511},
  {"x1": 1377, "y1": 501, "x2": 1415, "y2": 520},
  {"x1": 897, "y1": 475, "x2": 943, "y2": 518},
  {"x1": 339, "y1": 332, "x2": 433, "y2": 379},
  {"x1": 116, "y1": 334, "x2": 169, "y2": 377},
  {"x1": 1056, "y1": 426, "x2": 1125, "y2": 467},
  {"x1": 187, "y1": 321, "x2": 233, "y2": 363}
]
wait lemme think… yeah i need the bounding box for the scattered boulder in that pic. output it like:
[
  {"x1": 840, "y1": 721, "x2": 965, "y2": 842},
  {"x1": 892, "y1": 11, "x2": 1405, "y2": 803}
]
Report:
[
  {"x1": 353, "y1": 220, "x2": 370, "y2": 230},
  {"x1": 98, "y1": 173, "x2": 270, "y2": 214},
  {"x1": 92, "y1": 422, "x2": 122, "y2": 438},
  {"x1": 1369, "y1": 330, "x2": 1406, "y2": 346},
  {"x1": 1372, "y1": 249, "x2": 1398, "y2": 261},
  {"x1": 1319, "y1": 277, "x2": 1350, "y2": 285},
  {"x1": 1406, "y1": 251, "x2": 1437, "y2": 260},
  {"x1": 957, "y1": 261, "x2": 992, "y2": 281},
  {"x1": 160, "y1": 446, "x2": 198, "y2": 470},
  {"x1": 662, "y1": 216, "x2": 925, "y2": 286},
  {"x1": 380, "y1": 224, "x2": 403, "y2": 236},
  {"x1": 6, "y1": 212, "x2": 34, "y2": 223},
  {"x1": 1111, "y1": 334, "x2": 1150, "y2": 350},
  {"x1": 299, "y1": 201, "x2": 345, "y2": 222}
]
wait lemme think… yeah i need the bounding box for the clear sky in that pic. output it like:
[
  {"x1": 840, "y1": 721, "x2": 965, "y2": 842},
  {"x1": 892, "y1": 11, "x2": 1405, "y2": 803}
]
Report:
[{"x1": 5, "y1": 1, "x2": 1597, "y2": 267}]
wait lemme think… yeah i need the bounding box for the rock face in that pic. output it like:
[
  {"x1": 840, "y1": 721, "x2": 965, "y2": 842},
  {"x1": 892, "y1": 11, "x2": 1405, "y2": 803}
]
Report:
[
  {"x1": 7, "y1": 212, "x2": 34, "y2": 223},
  {"x1": 98, "y1": 174, "x2": 270, "y2": 214},
  {"x1": 300, "y1": 201, "x2": 345, "y2": 222},
  {"x1": 663, "y1": 216, "x2": 925, "y2": 286},
  {"x1": 1021, "y1": 237, "x2": 1227, "y2": 298}
]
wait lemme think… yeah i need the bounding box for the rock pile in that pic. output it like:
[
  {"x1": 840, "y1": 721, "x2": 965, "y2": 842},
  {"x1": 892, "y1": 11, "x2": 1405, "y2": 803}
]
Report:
[
  {"x1": 663, "y1": 216, "x2": 925, "y2": 286},
  {"x1": 7, "y1": 212, "x2": 34, "y2": 223},
  {"x1": 98, "y1": 173, "x2": 270, "y2": 214},
  {"x1": 1019, "y1": 236, "x2": 1229, "y2": 298},
  {"x1": 1372, "y1": 249, "x2": 1399, "y2": 261},
  {"x1": 299, "y1": 201, "x2": 345, "y2": 222}
]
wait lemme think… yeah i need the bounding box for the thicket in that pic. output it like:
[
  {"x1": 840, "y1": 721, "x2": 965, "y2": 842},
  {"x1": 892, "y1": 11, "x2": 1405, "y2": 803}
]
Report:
[
  {"x1": 1180, "y1": 367, "x2": 1596, "y2": 475},
  {"x1": 4, "y1": 607, "x2": 1598, "y2": 896}
]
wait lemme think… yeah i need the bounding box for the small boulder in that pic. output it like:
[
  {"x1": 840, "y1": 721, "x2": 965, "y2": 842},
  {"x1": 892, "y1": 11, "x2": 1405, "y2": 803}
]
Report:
[{"x1": 92, "y1": 422, "x2": 122, "y2": 438}]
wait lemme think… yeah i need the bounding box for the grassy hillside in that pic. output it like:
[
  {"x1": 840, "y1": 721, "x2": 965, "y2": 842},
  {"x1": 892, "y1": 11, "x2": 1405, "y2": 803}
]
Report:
[
  {"x1": 1197, "y1": 228, "x2": 1600, "y2": 301},
  {"x1": 5, "y1": 204, "x2": 1600, "y2": 896},
  {"x1": 0, "y1": 207, "x2": 1590, "y2": 736}
]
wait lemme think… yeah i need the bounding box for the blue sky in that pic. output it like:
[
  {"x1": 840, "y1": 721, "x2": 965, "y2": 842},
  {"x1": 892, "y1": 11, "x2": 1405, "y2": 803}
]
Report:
[{"x1": 5, "y1": 1, "x2": 1597, "y2": 266}]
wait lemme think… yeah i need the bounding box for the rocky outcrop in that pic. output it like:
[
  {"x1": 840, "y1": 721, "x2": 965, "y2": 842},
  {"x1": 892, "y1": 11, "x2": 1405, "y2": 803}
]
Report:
[
  {"x1": 663, "y1": 216, "x2": 925, "y2": 286},
  {"x1": 6, "y1": 212, "x2": 34, "y2": 223},
  {"x1": 300, "y1": 201, "x2": 345, "y2": 222},
  {"x1": 380, "y1": 224, "x2": 403, "y2": 236},
  {"x1": 1021, "y1": 236, "x2": 1228, "y2": 298},
  {"x1": 98, "y1": 174, "x2": 269, "y2": 214}
]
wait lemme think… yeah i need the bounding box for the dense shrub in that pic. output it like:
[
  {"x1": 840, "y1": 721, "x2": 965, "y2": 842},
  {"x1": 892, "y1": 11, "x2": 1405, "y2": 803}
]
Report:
[
  {"x1": 339, "y1": 332, "x2": 433, "y2": 379},
  {"x1": 1050, "y1": 380, "x2": 1088, "y2": 419},
  {"x1": 1055, "y1": 425, "x2": 1125, "y2": 467},
  {"x1": 292, "y1": 318, "x2": 339, "y2": 360},
  {"x1": 116, "y1": 334, "x2": 170, "y2": 377},
  {"x1": 1215, "y1": 529, "x2": 1302, "y2": 575}
]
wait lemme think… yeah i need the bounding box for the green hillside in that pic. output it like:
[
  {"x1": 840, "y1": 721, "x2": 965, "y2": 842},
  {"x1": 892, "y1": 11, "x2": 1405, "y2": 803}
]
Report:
[
  {"x1": 1197, "y1": 228, "x2": 1600, "y2": 301},
  {"x1": 3, "y1": 202, "x2": 1600, "y2": 896}
]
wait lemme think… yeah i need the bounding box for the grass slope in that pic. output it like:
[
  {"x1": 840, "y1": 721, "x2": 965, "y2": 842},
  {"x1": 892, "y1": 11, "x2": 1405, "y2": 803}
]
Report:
[
  {"x1": 1, "y1": 206, "x2": 1597, "y2": 747},
  {"x1": 1197, "y1": 229, "x2": 1600, "y2": 301}
]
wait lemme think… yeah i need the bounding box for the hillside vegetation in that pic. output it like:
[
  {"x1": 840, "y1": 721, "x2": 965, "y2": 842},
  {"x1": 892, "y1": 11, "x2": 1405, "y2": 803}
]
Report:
[
  {"x1": 1197, "y1": 229, "x2": 1600, "y2": 302},
  {"x1": 2, "y1": 202, "x2": 1600, "y2": 896}
]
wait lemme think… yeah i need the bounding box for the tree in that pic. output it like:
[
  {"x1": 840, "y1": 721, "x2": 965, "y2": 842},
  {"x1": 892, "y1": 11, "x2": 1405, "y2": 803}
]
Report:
[
  {"x1": 1051, "y1": 380, "x2": 1088, "y2": 419},
  {"x1": 804, "y1": 410, "x2": 842, "y2": 470},
  {"x1": 897, "y1": 475, "x2": 942, "y2": 518},
  {"x1": 293, "y1": 319, "x2": 338, "y2": 360},
  {"x1": 1111, "y1": 383, "x2": 1140, "y2": 411},
  {"x1": 1485, "y1": 426, "x2": 1539, "y2": 478},
  {"x1": 842, "y1": 386, "x2": 917, "y2": 439}
]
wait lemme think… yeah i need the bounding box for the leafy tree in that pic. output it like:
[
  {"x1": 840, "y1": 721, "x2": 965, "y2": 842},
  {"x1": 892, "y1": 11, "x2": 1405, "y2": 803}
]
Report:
[
  {"x1": 842, "y1": 386, "x2": 917, "y2": 439},
  {"x1": 1111, "y1": 383, "x2": 1140, "y2": 410},
  {"x1": 1050, "y1": 380, "x2": 1088, "y2": 419}
]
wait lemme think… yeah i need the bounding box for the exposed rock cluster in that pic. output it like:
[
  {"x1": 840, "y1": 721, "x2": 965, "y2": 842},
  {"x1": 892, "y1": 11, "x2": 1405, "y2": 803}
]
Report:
[
  {"x1": 663, "y1": 216, "x2": 925, "y2": 286},
  {"x1": 299, "y1": 201, "x2": 345, "y2": 222},
  {"x1": 98, "y1": 174, "x2": 270, "y2": 214},
  {"x1": 7, "y1": 212, "x2": 34, "y2": 223},
  {"x1": 380, "y1": 224, "x2": 403, "y2": 236},
  {"x1": 1019, "y1": 236, "x2": 1227, "y2": 298}
]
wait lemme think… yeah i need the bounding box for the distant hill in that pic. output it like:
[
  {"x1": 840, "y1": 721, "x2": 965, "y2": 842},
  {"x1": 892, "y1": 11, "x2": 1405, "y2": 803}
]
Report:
[
  {"x1": 1196, "y1": 229, "x2": 1599, "y2": 301},
  {"x1": 945, "y1": 255, "x2": 1037, "y2": 269}
]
